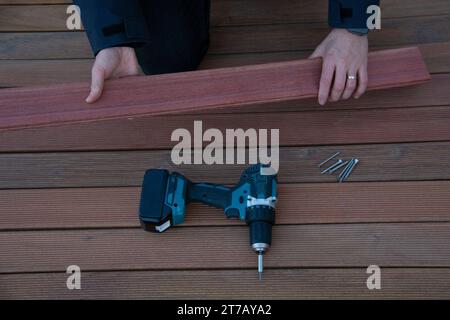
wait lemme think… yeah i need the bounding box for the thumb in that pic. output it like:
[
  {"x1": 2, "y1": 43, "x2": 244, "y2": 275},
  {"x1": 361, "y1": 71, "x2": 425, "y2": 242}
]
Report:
[
  {"x1": 309, "y1": 45, "x2": 324, "y2": 59},
  {"x1": 85, "y1": 65, "x2": 106, "y2": 104}
]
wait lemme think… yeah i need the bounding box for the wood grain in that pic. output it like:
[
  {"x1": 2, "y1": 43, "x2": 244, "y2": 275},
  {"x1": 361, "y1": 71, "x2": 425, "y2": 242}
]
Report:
[
  {"x1": 1, "y1": 181, "x2": 450, "y2": 231},
  {"x1": 1, "y1": 223, "x2": 450, "y2": 273},
  {"x1": 1, "y1": 268, "x2": 449, "y2": 299},
  {"x1": 0, "y1": 0, "x2": 449, "y2": 301},
  {"x1": 0, "y1": 141, "x2": 449, "y2": 189},
  {"x1": 0, "y1": 47, "x2": 430, "y2": 131}
]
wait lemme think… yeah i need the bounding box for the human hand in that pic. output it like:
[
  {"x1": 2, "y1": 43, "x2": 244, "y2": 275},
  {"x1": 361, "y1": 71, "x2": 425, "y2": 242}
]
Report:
[
  {"x1": 310, "y1": 28, "x2": 368, "y2": 105},
  {"x1": 85, "y1": 47, "x2": 143, "y2": 103}
]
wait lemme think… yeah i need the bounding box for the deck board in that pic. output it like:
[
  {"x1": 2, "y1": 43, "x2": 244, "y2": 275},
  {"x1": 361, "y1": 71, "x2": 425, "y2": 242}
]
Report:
[
  {"x1": 2, "y1": 104, "x2": 449, "y2": 151},
  {"x1": 0, "y1": 0, "x2": 450, "y2": 299},
  {"x1": 2, "y1": 268, "x2": 450, "y2": 300},
  {"x1": 0, "y1": 142, "x2": 450, "y2": 189},
  {"x1": 1, "y1": 181, "x2": 450, "y2": 230},
  {"x1": 7, "y1": 99, "x2": 450, "y2": 150},
  {"x1": 2, "y1": 223, "x2": 450, "y2": 274}
]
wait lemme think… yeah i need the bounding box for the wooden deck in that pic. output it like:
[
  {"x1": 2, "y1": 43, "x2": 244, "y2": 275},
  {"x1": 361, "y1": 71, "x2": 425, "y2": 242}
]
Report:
[{"x1": 0, "y1": 0, "x2": 450, "y2": 299}]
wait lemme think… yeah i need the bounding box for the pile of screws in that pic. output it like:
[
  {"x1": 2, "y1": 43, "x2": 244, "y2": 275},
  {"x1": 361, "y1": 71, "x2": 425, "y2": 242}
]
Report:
[{"x1": 318, "y1": 152, "x2": 359, "y2": 182}]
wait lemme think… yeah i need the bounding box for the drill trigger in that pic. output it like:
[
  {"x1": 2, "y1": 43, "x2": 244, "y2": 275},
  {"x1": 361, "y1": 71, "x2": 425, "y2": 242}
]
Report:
[{"x1": 225, "y1": 183, "x2": 251, "y2": 221}]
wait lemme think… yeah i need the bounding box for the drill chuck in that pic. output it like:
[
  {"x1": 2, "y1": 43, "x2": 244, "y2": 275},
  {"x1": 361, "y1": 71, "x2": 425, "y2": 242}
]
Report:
[{"x1": 246, "y1": 206, "x2": 275, "y2": 249}]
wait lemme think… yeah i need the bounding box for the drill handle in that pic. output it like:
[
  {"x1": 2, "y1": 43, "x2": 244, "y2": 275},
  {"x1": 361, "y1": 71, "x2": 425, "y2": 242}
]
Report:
[{"x1": 187, "y1": 183, "x2": 231, "y2": 210}]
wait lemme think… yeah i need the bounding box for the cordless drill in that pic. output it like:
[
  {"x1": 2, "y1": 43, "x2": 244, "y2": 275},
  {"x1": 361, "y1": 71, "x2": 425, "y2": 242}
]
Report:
[{"x1": 138, "y1": 164, "x2": 278, "y2": 279}]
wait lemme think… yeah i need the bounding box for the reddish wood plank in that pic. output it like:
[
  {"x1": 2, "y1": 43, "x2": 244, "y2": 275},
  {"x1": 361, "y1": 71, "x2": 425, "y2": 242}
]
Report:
[
  {"x1": 0, "y1": 47, "x2": 430, "y2": 131},
  {"x1": 1, "y1": 223, "x2": 450, "y2": 273},
  {"x1": 1, "y1": 268, "x2": 449, "y2": 299},
  {"x1": 1, "y1": 181, "x2": 450, "y2": 231}
]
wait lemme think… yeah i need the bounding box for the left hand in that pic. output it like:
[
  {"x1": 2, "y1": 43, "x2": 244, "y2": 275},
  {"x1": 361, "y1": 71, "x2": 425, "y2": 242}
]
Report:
[{"x1": 310, "y1": 28, "x2": 368, "y2": 105}]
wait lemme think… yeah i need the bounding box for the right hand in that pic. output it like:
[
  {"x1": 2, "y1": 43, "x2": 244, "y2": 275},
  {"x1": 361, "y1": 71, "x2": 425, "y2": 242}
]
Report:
[{"x1": 85, "y1": 47, "x2": 143, "y2": 103}]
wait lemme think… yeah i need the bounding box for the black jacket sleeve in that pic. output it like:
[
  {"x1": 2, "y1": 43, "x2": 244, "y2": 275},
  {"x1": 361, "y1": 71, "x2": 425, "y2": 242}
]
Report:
[
  {"x1": 328, "y1": 0, "x2": 380, "y2": 29},
  {"x1": 73, "y1": 0, "x2": 151, "y2": 55}
]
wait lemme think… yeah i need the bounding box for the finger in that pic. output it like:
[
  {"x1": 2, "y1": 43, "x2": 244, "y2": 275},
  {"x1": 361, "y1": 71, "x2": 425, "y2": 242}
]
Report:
[
  {"x1": 342, "y1": 68, "x2": 358, "y2": 100},
  {"x1": 86, "y1": 65, "x2": 105, "y2": 104},
  {"x1": 330, "y1": 64, "x2": 346, "y2": 102},
  {"x1": 318, "y1": 61, "x2": 335, "y2": 105},
  {"x1": 354, "y1": 67, "x2": 368, "y2": 99}
]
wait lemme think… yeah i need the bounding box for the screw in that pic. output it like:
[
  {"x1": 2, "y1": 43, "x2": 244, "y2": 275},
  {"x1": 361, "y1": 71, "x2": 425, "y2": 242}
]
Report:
[
  {"x1": 338, "y1": 161, "x2": 354, "y2": 182},
  {"x1": 338, "y1": 159, "x2": 355, "y2": 181},
  {"x1": 318, "y1": 152, "x2": 340, "y2": 168},
  {"x1": 339, "y1": 159, "x2": 359, "y2": 182},
  {"x1": 328, "y1": 160, "x2": 349, "y2": 174},
  {"x1": 321, "y1": 159, "x2": 343, "y2": 174}
]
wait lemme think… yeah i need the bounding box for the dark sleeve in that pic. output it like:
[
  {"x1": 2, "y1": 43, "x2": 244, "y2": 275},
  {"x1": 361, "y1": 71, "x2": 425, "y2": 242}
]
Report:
[
  {"x1": 328, "y1": 0, "x2": 380, "y2": 29},
  {"x1": 73, "y1": 0, "x2": 151, "y2": 55}
]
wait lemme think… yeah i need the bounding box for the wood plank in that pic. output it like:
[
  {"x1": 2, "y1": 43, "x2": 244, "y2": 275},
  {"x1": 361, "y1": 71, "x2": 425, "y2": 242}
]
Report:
[
  {"x1": 1, "y1": 223, "x2": 450, "y2": 273},
  {"x1": 1, "y1": 1, "x2": 450, "y2": 31},
  {"x1": 0, "y1": 69, "x2": 449, "y2": 128},
  {"x1": 1, "y1": 15, "x2": 450, "y2": 59},
  {"x1": 0, "y1": 141, "x2": 449, "y2": 189},
  {"x1": 1, "y1": 102, "x2": 449, "y2": 153},
  {"x1": 0, "y1": 42, "x2": 448, "y2": 88},
  {"x1": 1, "y1": 181, "x2": 450, "y2": 231},
  {"x1": 1, "y1": 268, "x2": 449, "y2": 299},
  {"x1": 0, "y1": 47, "x2": 430, "y2": 131},
  {"x1": 0, "y1": 5, "x2": 68, "y2": 32},
  {"x1": 0, "y1": 59, "x2": 92, "y2": 87}
]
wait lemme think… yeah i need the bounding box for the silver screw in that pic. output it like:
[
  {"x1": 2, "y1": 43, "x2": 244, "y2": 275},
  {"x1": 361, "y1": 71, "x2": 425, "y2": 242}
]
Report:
[
  {"x1": 318, "y1": 152, "x2": 340, "y2": 168},
  {"x1": 340, "y1": 159, "x2": 359, "y2": 182},
  {"x1": 338, "y1": 159, "x2": 355, "y2": 181},
  {"x1": 328, "y1": 160, "x2": 349, "y2": 174},
  {"x1": 321, "y1": 159, "x2": 343, "y2": 174}
]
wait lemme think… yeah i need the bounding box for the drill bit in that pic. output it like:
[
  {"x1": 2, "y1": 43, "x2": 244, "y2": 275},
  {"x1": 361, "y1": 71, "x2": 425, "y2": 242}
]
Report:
[{"x1": 258, "y1": 252, "x2": 264, "y2": 281}]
